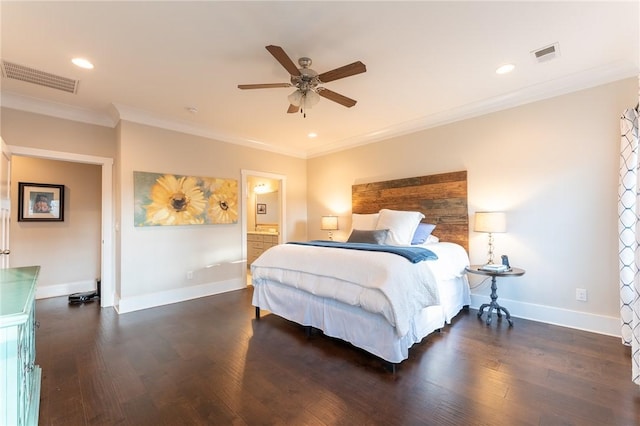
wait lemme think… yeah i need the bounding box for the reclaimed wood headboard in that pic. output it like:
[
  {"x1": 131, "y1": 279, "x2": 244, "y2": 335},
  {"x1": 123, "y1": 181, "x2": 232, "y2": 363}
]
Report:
[{"x1": 352, "y1": 171, "x2": 469, "y2": 251}]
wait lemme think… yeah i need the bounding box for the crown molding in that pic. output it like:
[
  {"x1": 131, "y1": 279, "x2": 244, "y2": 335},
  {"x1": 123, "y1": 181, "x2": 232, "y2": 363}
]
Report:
[
  {"x1": 3, "y1": 60, "x2": 637, "y2": 160},
  {"x1": 306, "y1": 61, "x2": 639, "y2": 158},
  {"x1": 110, "y1": 103, "x2": 308, "y2": 159},
  {"x1": 1, "y1": 91, "x2": 116, "y2": 127}
]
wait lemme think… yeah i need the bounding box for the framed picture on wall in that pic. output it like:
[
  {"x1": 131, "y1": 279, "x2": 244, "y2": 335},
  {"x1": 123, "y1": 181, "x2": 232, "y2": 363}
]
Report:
[
  {"x1": 257, "y1": 203, "x2": 267, "y2": 214},
  {"x1": 18, "y1": 182, "x2": 64, "y2": 222}
]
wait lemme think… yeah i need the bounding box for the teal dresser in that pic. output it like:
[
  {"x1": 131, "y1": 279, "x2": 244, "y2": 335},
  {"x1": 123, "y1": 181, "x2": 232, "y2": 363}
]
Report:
[{"x1": 0, "y1": 266, "x2": 41, "y2": 426}]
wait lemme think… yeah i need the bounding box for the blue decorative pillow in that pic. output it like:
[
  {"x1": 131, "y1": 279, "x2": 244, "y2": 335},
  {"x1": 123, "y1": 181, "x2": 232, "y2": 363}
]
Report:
[
  {"x1": 347, "y1": 229, "x2": 389, "y2": 244},
  {"x1": 411, "y1": 223, "x2": 436, "y2": 245}
]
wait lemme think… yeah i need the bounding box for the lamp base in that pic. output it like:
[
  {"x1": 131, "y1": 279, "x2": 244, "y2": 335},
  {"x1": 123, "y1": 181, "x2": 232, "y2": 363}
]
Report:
[{"x1": 486, "y1": 232, "x2": 496, "y2": 264}]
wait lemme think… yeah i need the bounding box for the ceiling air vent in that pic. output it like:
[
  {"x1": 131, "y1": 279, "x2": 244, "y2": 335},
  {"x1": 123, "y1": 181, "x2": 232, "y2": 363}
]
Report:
[
  {"x1": 531, "y1": 42, "x2": 560, "y2": 63},
  {"x1": 1, "y1": 60, "x2": 79, "y2": 94}
]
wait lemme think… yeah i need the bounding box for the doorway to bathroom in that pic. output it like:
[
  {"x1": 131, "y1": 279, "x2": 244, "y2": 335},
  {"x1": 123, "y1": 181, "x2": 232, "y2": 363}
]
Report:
[{"x1": 241, "y1": 170, "x2": 286, "y2": 287}]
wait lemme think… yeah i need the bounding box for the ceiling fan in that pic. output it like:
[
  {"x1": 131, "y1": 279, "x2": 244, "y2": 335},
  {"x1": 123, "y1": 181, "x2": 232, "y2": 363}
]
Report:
[{"x1": 238, "y1": 45, "x2": 366, "y2": 117}]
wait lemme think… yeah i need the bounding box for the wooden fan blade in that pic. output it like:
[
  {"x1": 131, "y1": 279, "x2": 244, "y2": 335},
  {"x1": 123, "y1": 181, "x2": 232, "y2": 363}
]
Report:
[
  {"x1": 266, "y1": 45, "x2": 301, "y2": 76},
  {"x1": 318, "y1": 61, "x2": 366, "y2": 83},
  {"x1": 287, "y1": 104, "x2": 299, "y2": 114},
  {"x1": 237, "y1": 83, "x2": 292, "y2": 89},
  {"x1": 318, "y1": 88, "x2": 357, "y2": 108}
]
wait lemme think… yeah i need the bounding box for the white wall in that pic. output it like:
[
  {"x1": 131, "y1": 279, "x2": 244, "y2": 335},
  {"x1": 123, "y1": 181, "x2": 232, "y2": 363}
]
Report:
[
  {"x1": 10, "y1": 156, "x2": 102, "y2": 297},
  {"x1": 115, "y1": 120, "x2": 307, "y2": 312},
  {"x1": 307, "y1": 77, "x2": 638, "y2": 336},
  {"x1": 1, "y1": 108, "x2": 116, "y2": 158}
]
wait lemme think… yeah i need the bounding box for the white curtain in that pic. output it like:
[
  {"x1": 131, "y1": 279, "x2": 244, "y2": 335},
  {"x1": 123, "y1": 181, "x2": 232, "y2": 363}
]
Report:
[{"x1": 619, "y1": 102, "x2": 640, "y2": 385}]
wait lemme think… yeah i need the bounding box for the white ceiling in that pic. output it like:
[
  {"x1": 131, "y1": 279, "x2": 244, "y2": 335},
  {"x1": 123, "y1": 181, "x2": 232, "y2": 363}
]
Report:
[{"x1": 1, "y1": 1, "x2": 638, "y2": 158}]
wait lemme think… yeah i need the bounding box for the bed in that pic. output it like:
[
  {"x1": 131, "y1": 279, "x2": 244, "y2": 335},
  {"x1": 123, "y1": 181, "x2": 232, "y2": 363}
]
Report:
[{"x1": 251, "y1": 171, "x2": 471, "y2": 366}]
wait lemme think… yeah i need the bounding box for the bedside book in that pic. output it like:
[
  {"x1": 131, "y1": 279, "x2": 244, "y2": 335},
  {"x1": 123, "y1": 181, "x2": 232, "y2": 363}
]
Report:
[{"x1": 479, "y1": 264, "x2": 510, "y2": 272}]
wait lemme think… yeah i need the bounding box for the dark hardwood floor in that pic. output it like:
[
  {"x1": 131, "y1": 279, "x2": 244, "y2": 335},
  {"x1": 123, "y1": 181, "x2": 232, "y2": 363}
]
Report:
[{"x1": 36, "y1": 287, "x2": 640, "y2": 425}]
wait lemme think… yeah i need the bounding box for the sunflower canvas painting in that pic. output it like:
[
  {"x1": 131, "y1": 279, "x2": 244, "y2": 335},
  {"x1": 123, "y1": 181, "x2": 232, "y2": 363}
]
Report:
[{"x1": 134, "y1": 171, "x2": 238, "y2": 226}]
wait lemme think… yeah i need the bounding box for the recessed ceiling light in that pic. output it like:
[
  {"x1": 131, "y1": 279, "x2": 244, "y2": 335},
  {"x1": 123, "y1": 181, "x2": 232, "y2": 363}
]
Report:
[
  {"x1": 308, "y1": 132, "x2": 318, "y2": 138},
  {"x1": 186, "y1": 106, "x2": 198, "y2": 114},
  {"x1": 496, "y1": 63, "x2": 515, "y2": 75},
  {"x1": 72, "y1": 58, "x2": 94, "y2": 69}
]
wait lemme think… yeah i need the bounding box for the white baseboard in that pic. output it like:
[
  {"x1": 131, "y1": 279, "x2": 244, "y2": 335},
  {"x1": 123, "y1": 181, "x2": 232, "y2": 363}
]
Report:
[
  {"x1": 36, "y1": 280, "x2": 96, "y2": 300},
  {"x1": 469, "y1": 294, "x2": 621, "y2": 338},
  {"x1": 115, "y1": 278, "x2": 245, "y2": 314},
  {"x1": 40, "y1": 279, "x2": 620, "y2": 338}
]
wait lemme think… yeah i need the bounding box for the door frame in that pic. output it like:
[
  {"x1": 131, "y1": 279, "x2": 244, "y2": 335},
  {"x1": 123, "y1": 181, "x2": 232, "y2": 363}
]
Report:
[
  {"x1": 0, "y1": 138, "x2": 11, "y2": 269},
  {"x1": 8, "y1": 145, "x2": 115, "y2": 307},
  {"x1": 241, "y1": 169, "x2": 286, "y2": 284}
]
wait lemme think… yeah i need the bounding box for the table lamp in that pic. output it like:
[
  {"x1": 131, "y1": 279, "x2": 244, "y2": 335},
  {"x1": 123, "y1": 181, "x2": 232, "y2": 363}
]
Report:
[
  {"x1": 474, "y1": 211, "x2": 506, "y2": 265},
  {"x1": 321, "y1": 216, "x2": 338, "y2": 240}
]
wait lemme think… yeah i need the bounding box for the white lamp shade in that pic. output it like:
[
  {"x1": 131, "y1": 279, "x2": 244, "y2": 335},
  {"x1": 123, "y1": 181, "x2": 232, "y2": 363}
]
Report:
[
  {"x1": 321, "y1": 216, "x2": 338, "y2": 231},
  {"x1": 304, "y1": 90, "x2": 320, "y2": 108},
  {"x1": 288, "y1": 90, "x2": 303, "y2": 106},
  {"x1": 474, "y1": 212, "x2": 506, "y2": 233},
  {"x1": 288, "y1": 89, "x2": 320, "y2": 108}
]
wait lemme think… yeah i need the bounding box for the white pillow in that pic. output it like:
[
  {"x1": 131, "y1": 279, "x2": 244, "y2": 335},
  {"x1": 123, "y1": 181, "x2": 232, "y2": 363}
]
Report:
[
  {"x1": 350, "y1": 213, "x2": 379, "y2": 232},
  {"x1": 426, "y1": 234, "x2": 439, "y2": 244},
  {"x1": 375, "y1": 209, "x2": 425, "y2": 245},
  {"x1": 413, "y1": 235, "x2": 440, "y2": 246}
]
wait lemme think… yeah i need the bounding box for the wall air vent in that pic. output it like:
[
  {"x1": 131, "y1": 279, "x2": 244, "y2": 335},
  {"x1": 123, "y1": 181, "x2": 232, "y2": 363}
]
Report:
[
  {"x1": 1, "y1": 60, "x2": 79, "y2": 94},
  {"x1": 531, "y1": 43, "x2": 560, "y2": 63}
]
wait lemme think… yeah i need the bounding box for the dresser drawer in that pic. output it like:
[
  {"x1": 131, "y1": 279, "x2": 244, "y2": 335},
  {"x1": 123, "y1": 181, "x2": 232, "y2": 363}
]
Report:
[
  {"x1": 249, "y1": 241, "x2": 264, "y2": 250},
  {"x1": 248, "y1": 246, "x2": 262, "y2": 259},
  {"x1": 263, "y1": 235, "x2": 278, "y2": 244},
  {"x1": 247, "y1": 234, "x2": 264, "y2": 242}
]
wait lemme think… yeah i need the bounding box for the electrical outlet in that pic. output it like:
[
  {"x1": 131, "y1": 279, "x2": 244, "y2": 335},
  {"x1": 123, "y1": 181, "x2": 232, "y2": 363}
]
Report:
[
  {"x1": 186, "y1": 271, "x2": 193, "y2": 280},
  {"x1": 576, "y1": 288, "x2": 587, "y2": 302}
]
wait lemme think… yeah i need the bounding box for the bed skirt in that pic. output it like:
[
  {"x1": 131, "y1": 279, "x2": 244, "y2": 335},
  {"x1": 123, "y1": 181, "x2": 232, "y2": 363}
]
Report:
[{"x1": 252, "y1": 275, "x2": 469, "y2": 363}]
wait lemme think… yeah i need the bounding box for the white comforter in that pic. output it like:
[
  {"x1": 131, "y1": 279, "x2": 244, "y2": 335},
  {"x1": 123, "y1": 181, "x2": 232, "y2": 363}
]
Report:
[{"x1": 251, "y1": 242, "x2": 468, "y2": 337}]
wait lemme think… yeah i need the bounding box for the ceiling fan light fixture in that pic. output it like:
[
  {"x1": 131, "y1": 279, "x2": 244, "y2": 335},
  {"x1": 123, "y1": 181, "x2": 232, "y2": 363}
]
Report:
[
  {"x1": 305, "y1": 90, "x2": 320, "y2": 107},
  {"x1": 288, "y1": 89, "x2": 320, "y2": 118},
  {"x1": 288, "y1": 89, "x2": 320, "y2": 107},
  {"x1": 288, "y1": 89, "x2": 303, "y2": 106}
]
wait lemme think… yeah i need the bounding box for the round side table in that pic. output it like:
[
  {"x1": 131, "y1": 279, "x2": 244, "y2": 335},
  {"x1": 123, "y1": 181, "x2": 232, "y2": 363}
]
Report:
[{"x1": 465, "y1": 265, "x2": 525, "y2": 326}]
